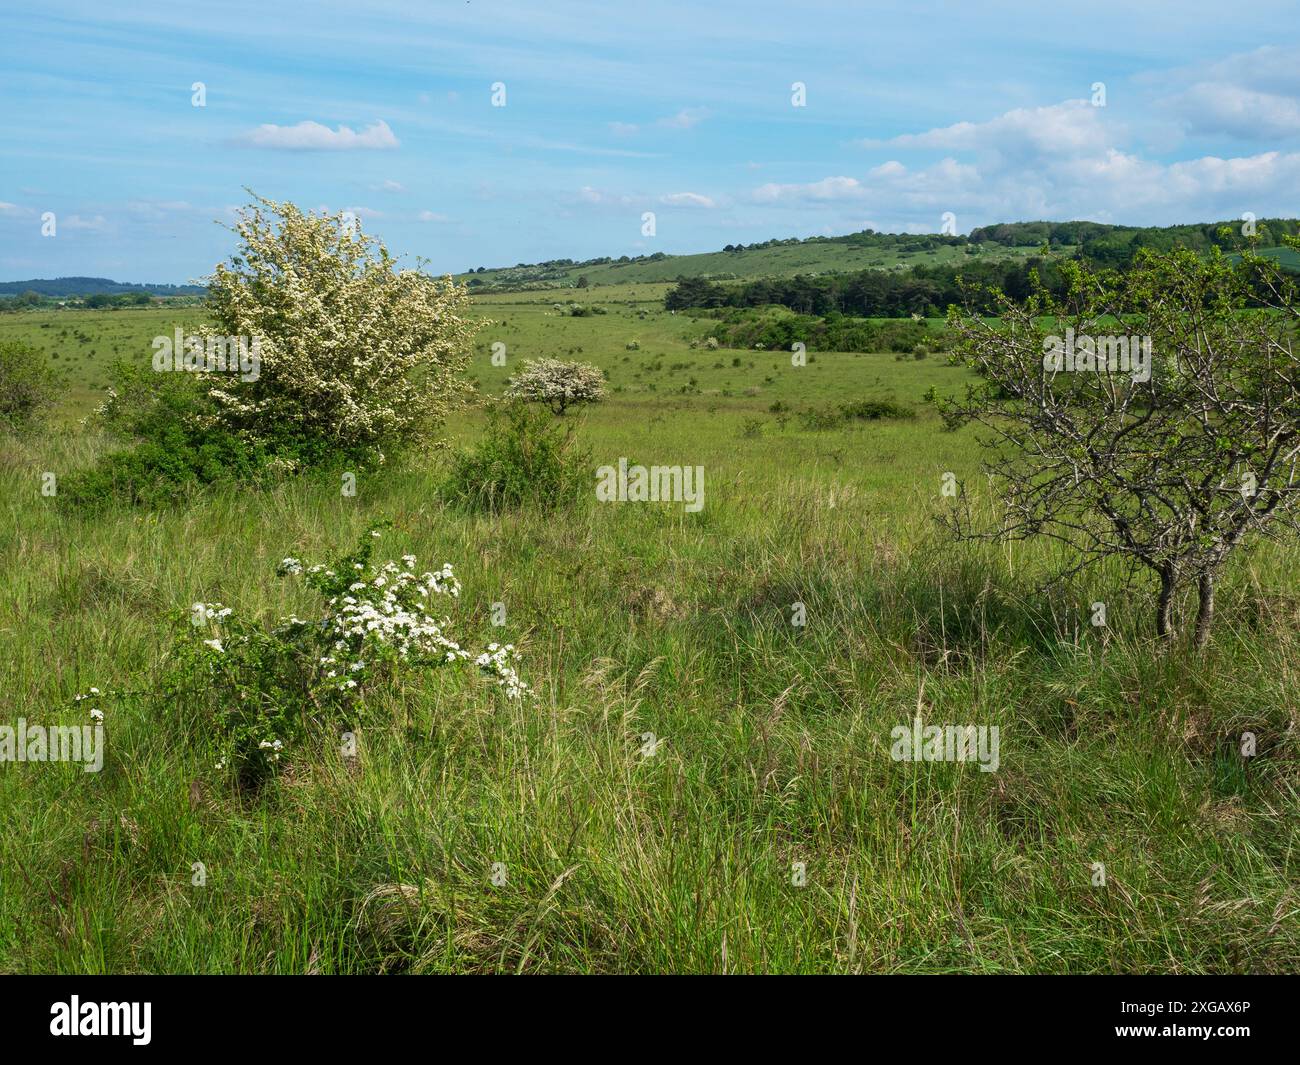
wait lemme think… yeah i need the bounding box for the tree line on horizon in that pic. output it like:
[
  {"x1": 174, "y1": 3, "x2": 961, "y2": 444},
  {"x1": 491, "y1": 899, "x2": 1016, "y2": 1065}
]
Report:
[{"x1": 665, "y1": 222, "x2": 1300, "y2": 318}]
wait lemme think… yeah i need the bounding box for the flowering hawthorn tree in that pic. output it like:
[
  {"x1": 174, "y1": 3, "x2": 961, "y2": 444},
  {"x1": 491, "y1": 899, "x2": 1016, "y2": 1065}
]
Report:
[
  {"x1": 504, "y1": 357, "x2": 607, "y2": 415},
  {"x1": 204, "y1": 194, "x2": 477, "y2": 461}
]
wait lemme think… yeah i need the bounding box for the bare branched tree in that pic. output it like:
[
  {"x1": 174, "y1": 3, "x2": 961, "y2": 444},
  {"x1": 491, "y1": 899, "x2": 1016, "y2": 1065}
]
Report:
[{"x1": 933, "y1": 239, "x2": 1300, "y2": 648}]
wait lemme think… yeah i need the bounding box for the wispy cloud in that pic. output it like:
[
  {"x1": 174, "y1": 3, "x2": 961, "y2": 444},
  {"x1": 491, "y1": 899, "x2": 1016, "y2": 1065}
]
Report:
[
  {"x1": 1158, "y1": 46, "x2": 1300, "y2": 141},
  {"x1": 1166, "y1": 83, "x2": 1300, "y2": 141},
  {"x1": 238, "y1": 120, "x2": 399, "y2": 151},
  {"x1": 577, "y1": 186, "x2": 637, "y2": 207},
  {"x1": 752, "y1": 176, "x2": 866, "y2": 203},
  {"x1": 657, "y1": 108, "x2": 708, "y2": 130},
  {"x1": 62, "y1": 214, "x2": 110, "y2": 231},
  {"x1": 660, "y1": 192, "x2": 716, "y2": 208}
]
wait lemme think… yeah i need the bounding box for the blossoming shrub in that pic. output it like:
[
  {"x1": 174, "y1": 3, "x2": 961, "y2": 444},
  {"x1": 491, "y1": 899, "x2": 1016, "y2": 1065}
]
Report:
[
  {"x1": 71, "y1": 195, "x2": 478, "y2": 507},
  {"x1": 503, "y1": 357, "x2": 607, "y2": 415},
  {"x1": 164, "y1": 526, "x2": 527, "y2": 785},
  {"x1": 443, "y1": 401, "x2": 589, "y2": 512},
  {"x1": 205, "y1": 195, "x2": 477, "y2": 462}
]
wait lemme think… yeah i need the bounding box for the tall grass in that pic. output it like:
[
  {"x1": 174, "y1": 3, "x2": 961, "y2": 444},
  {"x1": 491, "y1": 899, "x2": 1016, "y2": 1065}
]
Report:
[{"x1": 1, "y1": 306, "x2": 1297, "y2": 973}]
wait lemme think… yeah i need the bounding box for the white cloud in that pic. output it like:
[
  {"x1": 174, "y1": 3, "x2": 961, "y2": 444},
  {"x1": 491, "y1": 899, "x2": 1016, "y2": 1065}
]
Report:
[
  {"x1": 1169, "y1": 82, "x2": 1300, "y2": 140},
  {"x1": 1199, "y1": 45, "x2": 1300, "y2": 98},
  {"x1": 417, "y1": 210, "x2": 451, "y2": 223},
  {"x1": 762, "y1": 93, "x2": 1295, "y2": 228},
  {"x1": 1155, "y1": 47, "x2": 1300, "y2": 141},
  {"x1": 752, "y1": 176, "x2": 865, "y2": 203},
  {"x1": 577, "y1": 186, "x2": 636, "y2": 207},
  {"x1": 125, "y1": 200, "x2": 195, "y2": 222},
  {"x1": 657, "y1": 108, "x2": 708, "y2": 130},
  {"x1": 239, "y1": 119, "x2": 399, "y2": 151},
  {"x1": 868, "y1": 160, "x2": 906, "y2": 179},
  {"x1": 371, "y1": 179, "x2": 406, "y2": 192},
  {"x1": 63, "y1": 214, "x2": 109, "y2": 231},
  {"x1": 659, "y1": 192, "x2": 715, "y2": 208},
  {"x1": 866, "y1": 100, "x2": 1111, "y2": 161},
  {"x1": 752, "y1": 88, "x2": 1300, "y2": 231},
  {"x1": 609, "y1": 121, "x2": 639, "y2": 136}
]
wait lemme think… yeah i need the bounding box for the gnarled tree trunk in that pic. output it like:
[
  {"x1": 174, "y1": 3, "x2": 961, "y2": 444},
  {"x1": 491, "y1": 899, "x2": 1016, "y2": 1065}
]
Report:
[
  {"x1": 1156, "y1": 563, "x2": 1178, "y2": 641},
  {"x1": 1193, "y1": 572, "x2": 1216, "y2": 650}
]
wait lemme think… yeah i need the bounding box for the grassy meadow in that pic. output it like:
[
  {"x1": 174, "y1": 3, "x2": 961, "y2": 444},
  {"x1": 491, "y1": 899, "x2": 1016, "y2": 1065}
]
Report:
[{"x1": 1, "y1": 286, "x2": 1298, "y2": 973}]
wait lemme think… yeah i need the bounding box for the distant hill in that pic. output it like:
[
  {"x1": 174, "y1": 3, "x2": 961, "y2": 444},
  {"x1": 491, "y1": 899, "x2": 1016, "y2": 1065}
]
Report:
[
  {"x1": 0, "y1": 277, "x2": 206, "y2": 297},
  {"x1": 454, "y1": 231, "x2": 1020, "y2": 290},
  {"x1": 455, "y1": 218, "x2": 1300, "y2": 291},
  {"x1": 11, "y1": 217, "x2": 1298, "y2": 299}
]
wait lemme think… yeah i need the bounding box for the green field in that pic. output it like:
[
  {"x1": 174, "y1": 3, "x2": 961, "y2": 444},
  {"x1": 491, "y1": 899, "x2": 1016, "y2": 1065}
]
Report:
[
  {"x1": 0, "y1": 307, "x2": 214, "y2": 416},
  {"x1": 1231, "y1": 245, "x2": 1300, "y2": 272},
  {"x1": 2, "y1": 287, "x2": 1298, "y2": 974},
  {"x1": 0, "y1": 292, "x2": 952, "y2": 421}
]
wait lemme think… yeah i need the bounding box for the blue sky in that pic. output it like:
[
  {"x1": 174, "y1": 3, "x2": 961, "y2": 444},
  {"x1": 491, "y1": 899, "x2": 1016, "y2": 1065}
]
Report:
[{"x1": 3, "y1": 0, "x2": 1300, "y2": 283}]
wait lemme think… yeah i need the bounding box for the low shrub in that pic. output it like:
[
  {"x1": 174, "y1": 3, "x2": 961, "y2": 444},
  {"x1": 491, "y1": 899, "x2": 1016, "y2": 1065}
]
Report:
[
  {"x1": 797, "y1": 405, "x2": 845, "y2": 431},
  {"x1": 840, "y1": 398, "x2": 916, "y2": 421},
  {"x1": 795, "y1": 398, "x2": 916, "y2": 431},
  {"x1": 443, "y1": 402, "x2": 590, "y2": 512},
  {"x1": 73, "y1": 527, "x2": 525, "y2": 785},
  {"x1": 59, "y1": 363, "x2": 274, "y2": 510},
  {"x1": 0, "y1": 339, "x2": 62, "y2": 433},
  {"x1": 139, "y1": 526, "x2": 528, "y2": 787},
  {"x1": 705, "y1": 308, "x2": 939, "y2": 354}
]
